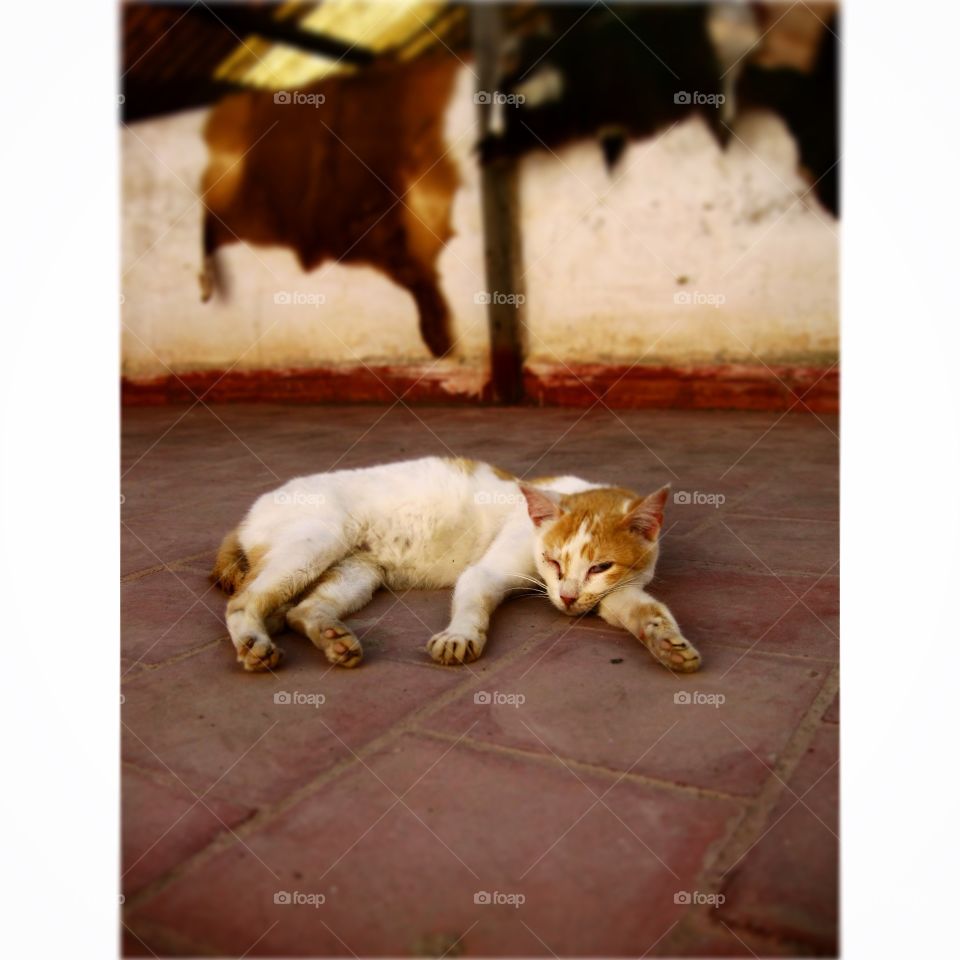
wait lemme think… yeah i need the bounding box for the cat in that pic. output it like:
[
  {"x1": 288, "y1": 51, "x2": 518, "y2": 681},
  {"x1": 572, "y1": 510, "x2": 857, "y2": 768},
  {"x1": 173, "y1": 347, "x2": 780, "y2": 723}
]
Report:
[{"x1": 211, "y1": 456, "x2": 701, "y2": 674}]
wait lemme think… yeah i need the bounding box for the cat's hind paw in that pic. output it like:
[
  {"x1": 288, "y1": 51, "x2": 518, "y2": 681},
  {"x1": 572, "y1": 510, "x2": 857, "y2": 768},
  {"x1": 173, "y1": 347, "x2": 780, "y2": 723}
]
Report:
[
  {"x1": 427, "y1": 630, "x2": 484, "y2": 665},
  {"x1": 236, "y1": 635, "x2": 283, "y2": 672},
  {"x1": 316, "y1": 623, "x2": 364, "y2": 668}
]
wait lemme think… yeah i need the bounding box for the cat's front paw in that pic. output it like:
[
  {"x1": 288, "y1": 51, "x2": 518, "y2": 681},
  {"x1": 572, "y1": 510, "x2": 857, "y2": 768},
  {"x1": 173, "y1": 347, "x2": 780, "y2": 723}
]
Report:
[
  {"x1": 642, "y1": 617, "x2": 701, "y2": 673},
  {"x1": 318, "y1": 624, "x2": 363, "y2": 668},
  {"x1": 236, "y1": 635, "x2": 283, "y2": 672},
  {"x1": 427, "y1": 630, "x2": 484, "y2": 665}
]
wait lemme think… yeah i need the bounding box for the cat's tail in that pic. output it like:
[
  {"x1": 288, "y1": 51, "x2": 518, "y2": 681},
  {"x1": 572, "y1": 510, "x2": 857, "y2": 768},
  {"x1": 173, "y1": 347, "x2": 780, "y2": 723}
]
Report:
[{"x1": 211, "y1": 527, "x2": 249, "y2": 595}]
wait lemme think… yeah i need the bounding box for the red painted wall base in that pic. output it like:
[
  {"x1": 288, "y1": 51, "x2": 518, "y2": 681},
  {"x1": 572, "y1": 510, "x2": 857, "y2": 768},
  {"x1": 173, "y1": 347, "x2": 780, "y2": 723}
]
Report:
[
  {"x1": 121, "y1": 361, "x2": 838, "y2": 413},
  {"x1": 523, "y1": 362, "x2": 838, "y2": 413}
]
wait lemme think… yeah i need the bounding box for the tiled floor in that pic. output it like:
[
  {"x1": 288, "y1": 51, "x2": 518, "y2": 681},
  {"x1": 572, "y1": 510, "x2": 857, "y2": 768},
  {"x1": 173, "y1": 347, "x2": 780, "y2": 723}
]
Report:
[{"x1": 121, "y1": 404, "x2": 838, "y2": 957}]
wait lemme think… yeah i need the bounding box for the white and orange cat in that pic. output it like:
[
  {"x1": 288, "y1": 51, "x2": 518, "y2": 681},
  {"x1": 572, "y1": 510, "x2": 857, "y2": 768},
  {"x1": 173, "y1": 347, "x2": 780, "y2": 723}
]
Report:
[{"x1": 212, "y1": 456, "x2": 701, "y2": 673}]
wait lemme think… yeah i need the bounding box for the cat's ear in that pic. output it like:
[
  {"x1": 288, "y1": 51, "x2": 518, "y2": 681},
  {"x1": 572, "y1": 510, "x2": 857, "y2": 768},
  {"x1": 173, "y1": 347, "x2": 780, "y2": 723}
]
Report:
[
  {"x1": 519, "y1": 484, "x2": 563, "y2": 527},
  {"x1": 622, "y1": 484, "x2": 670, "y2": 541}
]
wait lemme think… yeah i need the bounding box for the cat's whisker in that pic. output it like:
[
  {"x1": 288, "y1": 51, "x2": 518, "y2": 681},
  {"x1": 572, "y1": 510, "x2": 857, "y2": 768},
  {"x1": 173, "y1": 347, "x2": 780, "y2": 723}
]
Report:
[
  {"x1": 594, "y1": 574, "x2": 648, "y2": 603},
  {"x1": 510, "y1": 584, "x2": 549, "y2": 595},
  {"x1": 505, "y1": 572, "x2": 548, "y2": 588}
]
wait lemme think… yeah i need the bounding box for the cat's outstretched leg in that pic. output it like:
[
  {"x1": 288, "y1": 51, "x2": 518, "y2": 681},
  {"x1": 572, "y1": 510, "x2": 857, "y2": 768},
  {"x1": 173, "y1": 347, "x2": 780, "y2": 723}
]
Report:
[
  {"x1": 227, "y1": 537, "x2": 347, "y2": 672},
  {"x1": 428, "y1": 523, "x2": 532, "y2": 665},
  {"x1": 285, "y1": 554, "x2": 382, "y2": 668},
  {"x1": 599, "y1": 584, "x2": 701, "y2": 673}
]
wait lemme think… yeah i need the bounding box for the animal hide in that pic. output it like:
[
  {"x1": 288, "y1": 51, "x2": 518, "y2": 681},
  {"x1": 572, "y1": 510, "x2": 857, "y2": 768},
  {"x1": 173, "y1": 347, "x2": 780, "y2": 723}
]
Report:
[
  {"x1": 200, "y1": 55, "x2": 461, "y2": 357},
  {"x1": 481, "y1": 3, "x2": 839, "y2": 215}
]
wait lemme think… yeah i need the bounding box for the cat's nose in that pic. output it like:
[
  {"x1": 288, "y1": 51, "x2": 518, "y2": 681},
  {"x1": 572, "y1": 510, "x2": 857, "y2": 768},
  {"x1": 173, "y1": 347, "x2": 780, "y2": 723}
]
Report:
[{"x1": 560, "y1": 593, "x2": 577, "y2": 608}]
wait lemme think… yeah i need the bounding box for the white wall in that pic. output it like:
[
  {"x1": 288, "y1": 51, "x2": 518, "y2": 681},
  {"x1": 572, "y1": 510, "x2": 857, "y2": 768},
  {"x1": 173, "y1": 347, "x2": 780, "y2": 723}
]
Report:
[{"x1": 121, "y1": 65, "x2": 837, "y2": 379}]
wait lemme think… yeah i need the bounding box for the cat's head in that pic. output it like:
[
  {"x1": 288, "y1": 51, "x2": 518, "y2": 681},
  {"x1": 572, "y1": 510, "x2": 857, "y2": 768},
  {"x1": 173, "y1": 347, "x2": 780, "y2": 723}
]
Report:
[{"x1": 520, "y1": 483, "x2": 670, "y2": 616}]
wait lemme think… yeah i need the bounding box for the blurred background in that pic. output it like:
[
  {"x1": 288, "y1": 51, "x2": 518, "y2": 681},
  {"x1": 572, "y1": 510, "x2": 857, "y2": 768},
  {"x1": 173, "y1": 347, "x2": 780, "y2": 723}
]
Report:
[{"x1": 121, "y1": 0, "x2": 838, "y2": 408}]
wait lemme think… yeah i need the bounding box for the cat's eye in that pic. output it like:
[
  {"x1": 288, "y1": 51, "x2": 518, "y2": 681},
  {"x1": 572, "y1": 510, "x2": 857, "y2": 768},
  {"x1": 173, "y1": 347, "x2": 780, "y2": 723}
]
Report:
[
  {"x1": 546, "y1": 557, "x2": 562, "y2": 575},
  {"x1": 588, "y1": 562, "x2": 614, "y2": 576}
]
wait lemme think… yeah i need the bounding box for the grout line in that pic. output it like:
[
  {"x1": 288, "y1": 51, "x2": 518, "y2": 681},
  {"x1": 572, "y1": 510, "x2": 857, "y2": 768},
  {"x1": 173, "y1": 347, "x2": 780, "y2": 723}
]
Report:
[
  {"x1": 120, "y1": 658, "x2": 149, "y2": 679},
  {"x1": 712, "y1": 912, "x2": 835, "y2": 955},
  {"x1": 120, "y1": 562, "x2": 171, "y2": 584},
  {"x1": 120, "y1": 752, "x2": 370, "y2": 915},
  {"x1": 678, "y1": 909, "x2": 823, "y2": 957},
  {"x1": 698, "y1": 639, "x2": 837, "y2": 665},
  {"x1": 412, "y1": 728, "x2": 750, "y2": 805},
  {"x1": 723, "y1": 511, "x2": 838, "y2": 524},
  {"x1": 660, "y1": 664, "x2": 840, "y2": 954},
  {"x1": 122, "y1": 637, "x2": 227, "y2": 678},
  {"x1": 121, "y1": 550, "x2": 216, "y2": 583},
  {"x1": 123, "y1": 617, "x2": 561, "y2": 914},
  {"x1": 161, "y1": 555, "x2": 217, "y2": 573},
  {"x1": 121, "y1": 759, "x2": 205, "y2": 798}
]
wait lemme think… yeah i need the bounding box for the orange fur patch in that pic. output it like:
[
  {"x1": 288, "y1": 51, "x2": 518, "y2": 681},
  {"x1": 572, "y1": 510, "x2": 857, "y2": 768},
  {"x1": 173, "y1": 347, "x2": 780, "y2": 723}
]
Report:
[
  {"x1": 445, "y1": 456, "x2": 479, "y2": 475},
  {"x1": 446, "y1": 457, "x2": 515, "y2": 481},
  {"x1": 211, "y1": 527, "x2": 248, "y2": 594},
  {"x1": 542, "y1": 487, "x2": 659, "y2": 575}
]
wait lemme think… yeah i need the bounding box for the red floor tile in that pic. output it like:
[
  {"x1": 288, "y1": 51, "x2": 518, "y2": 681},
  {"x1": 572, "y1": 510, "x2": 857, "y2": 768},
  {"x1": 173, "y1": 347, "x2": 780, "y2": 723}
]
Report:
[
  {"x1": 718, "y1": 724, "x2": 839, "y2": 951},
  {"x1": 353, "y1": 589, "x2": 564, "y2": 667},
  {"x1": 646, "y1": 567, "x2": 839, "y2": 662},
  {"x1": 666, "y1": 515, "x2": 839, "y2": 578},
  {"x1": 121, "y1": 643, "x2": 466, "y2": 808},
  {"x1": 120, "y1": 404, "x2": 839, "y2": 955},
  {"x1": 726, "y1": 468, "x2": 839, "y2": 521},
  {"x1": 127, "y1": 733, "x2": 742, "y2": 957},
  {"x1": 122, "y1": 766, "x2": 252, "y2": 896},
  {"x1": 663, "y1": 916, "x2": 803, "y2": 957},
  {"x1": 121, "y1": 568, "x2": 226, "y2": 665},
  {"x1": 823, "y1": 691, "x2": 839, "y2": 724},
  {"x1": 419, "y1": 630, "x2": 828, "y2": 797},
  {"x1": 121, "y1": 492, "x2": 261, "y2": 574}
]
